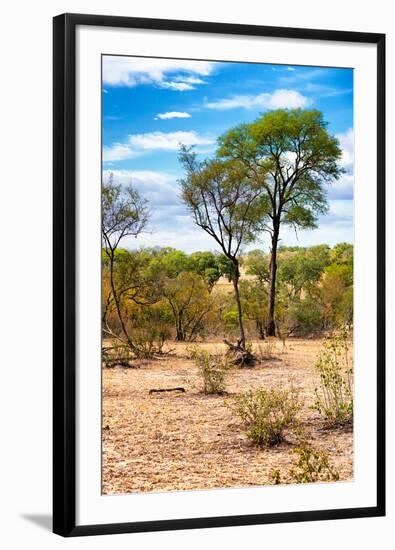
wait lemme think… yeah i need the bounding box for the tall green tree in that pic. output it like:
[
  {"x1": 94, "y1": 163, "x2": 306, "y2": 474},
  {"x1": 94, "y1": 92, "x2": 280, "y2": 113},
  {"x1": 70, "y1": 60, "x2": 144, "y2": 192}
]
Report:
[
  {"x1": 179, "y1": 146, "x2": 268, "y2": 353},
  {"x1": 218, "y1": 109, "x2": 343, "y2": 335}
]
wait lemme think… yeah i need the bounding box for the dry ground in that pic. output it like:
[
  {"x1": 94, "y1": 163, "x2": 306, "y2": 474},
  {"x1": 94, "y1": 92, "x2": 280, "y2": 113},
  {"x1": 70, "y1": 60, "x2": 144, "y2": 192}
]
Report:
[{"x1": 102, "y1": 339, "x2": 353, "y2": 494}]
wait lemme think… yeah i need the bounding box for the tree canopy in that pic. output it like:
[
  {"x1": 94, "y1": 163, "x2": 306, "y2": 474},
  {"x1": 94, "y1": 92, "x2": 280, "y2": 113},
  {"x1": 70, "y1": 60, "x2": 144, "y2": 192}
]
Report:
[{"x1": 217, "y1": 108, "x2": 343, "y2": 335}]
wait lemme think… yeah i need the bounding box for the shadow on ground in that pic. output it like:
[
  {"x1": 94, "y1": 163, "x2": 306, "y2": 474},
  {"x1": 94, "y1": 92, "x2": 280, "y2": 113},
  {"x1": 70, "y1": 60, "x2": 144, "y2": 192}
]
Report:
[{"x1": 21, "y1": 514, "x2": 52, "y2": 532}]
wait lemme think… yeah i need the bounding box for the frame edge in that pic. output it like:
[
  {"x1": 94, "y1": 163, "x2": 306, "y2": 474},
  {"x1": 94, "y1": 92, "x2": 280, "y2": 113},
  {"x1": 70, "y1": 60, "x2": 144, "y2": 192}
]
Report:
[
  {"x1": 53, "y1": 13, "x2": 77, "y2": 537},
  {"x1": 52, "y1": 12, "x2": 386, "y2": 536}
]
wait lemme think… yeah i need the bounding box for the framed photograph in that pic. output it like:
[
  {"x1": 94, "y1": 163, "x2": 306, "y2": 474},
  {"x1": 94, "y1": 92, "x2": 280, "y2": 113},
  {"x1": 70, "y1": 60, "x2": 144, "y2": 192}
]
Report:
[{"x1": 53, "y1": 13, "x2": 385, "y2": 537}]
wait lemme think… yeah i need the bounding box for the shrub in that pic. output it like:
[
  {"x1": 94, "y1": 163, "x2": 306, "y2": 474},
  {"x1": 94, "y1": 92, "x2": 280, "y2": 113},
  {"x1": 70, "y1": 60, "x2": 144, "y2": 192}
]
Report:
[
  {"x1": 189, "y1": 346, "x2": 228, "y2": 395},
  {"x1": 132, "y1": 325, "x2": 171, "y2": 358},
  {"x1": 269, "y1": 468, "x2": 282, "y2": 485},
  {"x1": 290, "y1": 298, "x2": 322, "y2": 335},
  {"x1": 256, "y1": 341, "x2": 277, "y2": 361},
  {"x1": 269, "y1": 442, "x2": 340, "y2": 484},
  {"x1": 233, "y1": 387, "x2": 301, "y2": 446},
  {"x1": 102, "y1": 344, "x2": 133, "y2": 367},
  {"x1": 313, "y1": 328, "x2": 353, "y2": 426},
  {"x1": 289, "y1": 442, "x2": 340, "y2": 483}
]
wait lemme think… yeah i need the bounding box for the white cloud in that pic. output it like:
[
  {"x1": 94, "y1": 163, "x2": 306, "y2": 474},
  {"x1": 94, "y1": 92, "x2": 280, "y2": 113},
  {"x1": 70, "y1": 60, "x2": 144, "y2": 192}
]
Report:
[
  {"x1": 279, "y1": 223, "x2": 353, "y2": 248},
  {"x1": 102, "y1": 172, "x2": 354, "y2": 254},
  {"x1": 156, "y1": 111, "x2": 191, "y2": 120},
  {"x1": 102, "y1": 56, "x2": 214, "y2": 90},
  {"x1": 103, "y1": 170, "x2": 217, "y2": 252},
  {"x1": 122, "y1": 228, "x2": 218, "y2": 254},
  {"x1": 272, "y1": 66, "x2": 297, "y2": 73},
  {"x1": 104, "y1": 169, "x2": 173, "y2": 185},
  {"x1": 180, "y1": 76, "x2": 205, "y2": 85},
  {"x1": 160, "y1": 81, "x2": 194, "y2": 91},
  {"x1": 103, "y1": 131, "x2": 214, "y2": 162},
  {"x1": 327, "y1": 174, "x2": 354, "y2": 200},
  {"x1": 336, "y1": 128, "x2": 354, "y2": 174},
  {"x1": 103, "y1": 169, "x2": 178, "y2": 205},
  {"x1": 278, "y1": 68, "x2": 326, "y2": 85},
  {"x1": 103, "y1": 143, "x2": 139, "y2": 162},
  {"x1": 205, "y1": 89, "x2": 310, "y2": 110},
  {"x1": 277, "y1": 68, "x2": 352, "y2": 99},
  {"x1": 159, "y1": 75, "x2": 207, "y2": 91},
  {"x1": 321, "y1": 128, "x2": 354, "y2": 201},
  {"x1": 128, "y1": 131, "x2": 213, "y2": 150}
]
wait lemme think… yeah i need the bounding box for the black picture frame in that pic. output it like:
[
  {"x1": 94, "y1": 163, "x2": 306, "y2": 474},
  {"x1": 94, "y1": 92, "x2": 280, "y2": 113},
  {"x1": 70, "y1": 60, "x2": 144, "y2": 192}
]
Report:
[{"x1": 53, "y1": 13, "x2": 386, "y2": 537}]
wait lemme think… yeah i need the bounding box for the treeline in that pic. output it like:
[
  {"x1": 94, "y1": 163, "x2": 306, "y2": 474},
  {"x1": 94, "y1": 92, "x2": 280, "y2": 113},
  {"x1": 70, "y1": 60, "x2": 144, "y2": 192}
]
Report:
[{"x1": 102, "y1": 242, "x2": 353, "y2": 351}]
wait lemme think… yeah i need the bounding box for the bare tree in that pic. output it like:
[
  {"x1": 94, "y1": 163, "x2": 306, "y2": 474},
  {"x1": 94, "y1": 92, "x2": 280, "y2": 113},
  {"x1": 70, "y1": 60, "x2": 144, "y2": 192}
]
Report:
[
  {"x1": 102, "y1": 173, "x2": 149, "y2": 354},
  {"x1": 179, "y1": 146, "x2": 268, "y2": 364}
]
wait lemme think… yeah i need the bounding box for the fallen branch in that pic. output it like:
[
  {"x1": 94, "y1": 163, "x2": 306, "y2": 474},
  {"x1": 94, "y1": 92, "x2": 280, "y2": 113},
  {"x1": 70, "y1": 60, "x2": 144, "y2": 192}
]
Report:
[
  {"x1": 103, "y1": 358, "x2": 134, "y2": 368},
  {"x1": 152, "y1": 348, "x2": 176, "y2": 358},
  {"x1": 223, "y1": 339, "x2": 255, "y2": 367},
  {"x1": 149, "y1": 387, "x2": 186, "y2": 395}
]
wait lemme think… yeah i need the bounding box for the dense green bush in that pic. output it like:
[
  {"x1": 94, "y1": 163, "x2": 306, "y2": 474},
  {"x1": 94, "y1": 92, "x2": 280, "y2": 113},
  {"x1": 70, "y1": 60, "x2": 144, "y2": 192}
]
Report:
[{"x1": 290, "y1": 298, "x2": 323, "y2": 335}]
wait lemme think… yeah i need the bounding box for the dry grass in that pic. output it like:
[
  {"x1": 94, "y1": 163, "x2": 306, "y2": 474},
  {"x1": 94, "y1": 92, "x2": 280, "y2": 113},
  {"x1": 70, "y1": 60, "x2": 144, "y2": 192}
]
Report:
[{"x1": 102, "y1": 339, "x2": 353, "y2": 494}]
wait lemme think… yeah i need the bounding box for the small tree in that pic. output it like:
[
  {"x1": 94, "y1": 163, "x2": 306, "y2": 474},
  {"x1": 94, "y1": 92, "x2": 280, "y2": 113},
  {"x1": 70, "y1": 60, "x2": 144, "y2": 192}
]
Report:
[
  {"x1": 102, "y1": 174, "x2": 149, "y2": 354},
  {"x1": 179, "y1": 147, "x2": 268, "y2": 362},
  {"x1": 240, "y1": 279, "x2": 267, "y2": 339},
  {"x1": 218, "y1": 109, "x2": 343, "y2": 335},
  {"x1": 164, "y1": 271, "x2": 212, "y2": 341}
]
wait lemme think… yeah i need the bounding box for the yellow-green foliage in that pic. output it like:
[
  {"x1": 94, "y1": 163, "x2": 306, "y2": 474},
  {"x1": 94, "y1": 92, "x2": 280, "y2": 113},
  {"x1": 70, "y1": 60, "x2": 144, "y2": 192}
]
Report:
[
  {"x1": 233, "y1": 386, "x2": 301, "y2": 446},
  {"x1": 269, "y1": 441, "x2": 340, "y2": 484},
  {"x1": 189, "y1": 346, "x2": 228, "y2": 395},
  {"x1": 164, "y1": 272, "x2": 213, "y2": 341},
  {"x1": 289, "y1": 442, "x2": 340, "y2": 483},
  {"x1": 102, "y1": 344, "x2": 133, "y2": 368},
  {"x1": 313, "y1": 328, "x2": 353, "y2": 426}
]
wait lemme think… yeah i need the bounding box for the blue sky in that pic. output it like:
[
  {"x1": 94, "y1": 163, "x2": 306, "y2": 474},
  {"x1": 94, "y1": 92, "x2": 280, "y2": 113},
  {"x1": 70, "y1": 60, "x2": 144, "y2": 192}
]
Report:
[{"x1": 102, "y1": 56, "x2": 354, "y2": 253}]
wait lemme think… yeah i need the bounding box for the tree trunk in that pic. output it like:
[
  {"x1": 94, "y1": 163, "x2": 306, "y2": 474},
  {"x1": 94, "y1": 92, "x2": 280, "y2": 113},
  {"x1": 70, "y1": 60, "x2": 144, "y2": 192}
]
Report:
[
  {"x1": 175, "y1": 317, "x2": 185, "y2": 341},
  {"x1": 232, "y1": 260, "x2": 246, "y2": 349},
  {"x1": 266, "y1": 225, "x2": 280, "y2": 337},
  {"x1": 109, "y1": 253, "x2": 137, "y2": 352},
  {"x1": 256, "y1": 320, "x2": 265, "y2": 340}
]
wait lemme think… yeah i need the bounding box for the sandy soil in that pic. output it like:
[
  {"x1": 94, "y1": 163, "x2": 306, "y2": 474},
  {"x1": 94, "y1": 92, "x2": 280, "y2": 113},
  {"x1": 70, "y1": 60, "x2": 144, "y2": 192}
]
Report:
[{"x1": 102, "y1": 339, "x2": 353, "y2": 494}]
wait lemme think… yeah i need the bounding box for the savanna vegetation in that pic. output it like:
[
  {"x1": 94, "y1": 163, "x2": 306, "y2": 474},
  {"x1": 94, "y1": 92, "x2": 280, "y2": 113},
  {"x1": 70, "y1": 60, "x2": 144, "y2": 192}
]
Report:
[{"x1": 102, "y1": 109, "x2": 353, "y2": 494}]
